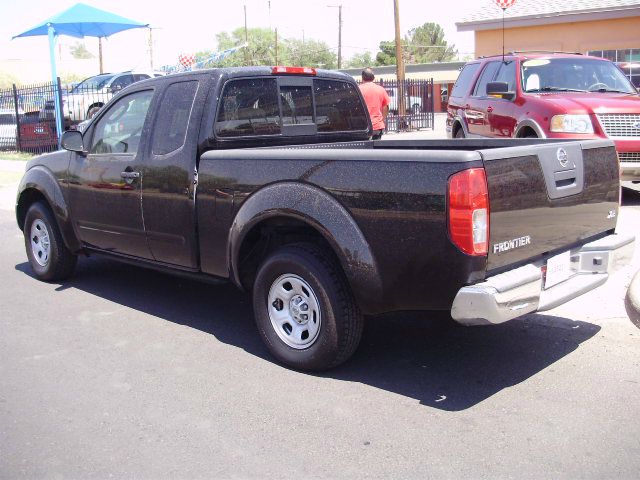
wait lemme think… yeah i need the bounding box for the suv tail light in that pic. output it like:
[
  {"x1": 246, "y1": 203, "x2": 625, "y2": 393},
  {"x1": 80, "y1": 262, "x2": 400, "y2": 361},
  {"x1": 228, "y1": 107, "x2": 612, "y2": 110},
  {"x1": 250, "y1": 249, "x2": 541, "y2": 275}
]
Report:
[{"x1": 448, "y1": 168, "x2": 489, "y2": 256}]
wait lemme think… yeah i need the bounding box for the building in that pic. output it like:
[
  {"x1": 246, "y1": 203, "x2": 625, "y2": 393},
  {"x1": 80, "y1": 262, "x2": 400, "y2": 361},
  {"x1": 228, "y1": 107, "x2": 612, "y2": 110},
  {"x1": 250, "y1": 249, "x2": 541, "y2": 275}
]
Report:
[{"x1": 457, "y1": 0, "x2": 640, "y2": 86}]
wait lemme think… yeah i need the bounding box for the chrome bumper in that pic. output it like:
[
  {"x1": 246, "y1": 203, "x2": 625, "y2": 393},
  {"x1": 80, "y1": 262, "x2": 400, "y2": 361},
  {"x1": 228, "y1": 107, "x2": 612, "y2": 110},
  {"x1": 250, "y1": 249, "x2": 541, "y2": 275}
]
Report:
[{"x1": 451, "y1": 233, "x2": 635, "y2": 326}]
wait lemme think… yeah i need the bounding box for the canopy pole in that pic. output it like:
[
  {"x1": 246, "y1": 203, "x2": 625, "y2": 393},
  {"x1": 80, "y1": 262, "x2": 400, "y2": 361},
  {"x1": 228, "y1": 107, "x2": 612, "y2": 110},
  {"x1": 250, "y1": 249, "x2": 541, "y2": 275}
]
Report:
[
  {"x1": 48, "y1": 24, "x2": 63, "y2": 148},
  {"x1": 99, "y1": 37, "x2": 103, "y2": 73}
]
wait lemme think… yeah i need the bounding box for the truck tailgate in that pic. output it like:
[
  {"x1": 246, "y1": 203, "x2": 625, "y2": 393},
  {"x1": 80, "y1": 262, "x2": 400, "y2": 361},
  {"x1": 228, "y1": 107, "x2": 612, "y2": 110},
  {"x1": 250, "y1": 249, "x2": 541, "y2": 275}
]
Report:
[{"x1": 480, "y1": 140, "x2": 619, "y2": 273}]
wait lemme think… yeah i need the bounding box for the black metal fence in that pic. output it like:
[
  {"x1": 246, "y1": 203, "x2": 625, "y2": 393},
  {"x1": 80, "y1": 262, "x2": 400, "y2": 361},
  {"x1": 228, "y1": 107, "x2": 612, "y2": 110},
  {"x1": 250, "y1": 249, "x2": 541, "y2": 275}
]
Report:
[
  {"x1": 357, "y1": 78, "x2": 435, "y2": 133},
  {"x1": 0, "y1": 77, "x2": 117, "y2": 155},
  {"x1": 0, "y1": 80, "x2": 61, "y2": 155}
]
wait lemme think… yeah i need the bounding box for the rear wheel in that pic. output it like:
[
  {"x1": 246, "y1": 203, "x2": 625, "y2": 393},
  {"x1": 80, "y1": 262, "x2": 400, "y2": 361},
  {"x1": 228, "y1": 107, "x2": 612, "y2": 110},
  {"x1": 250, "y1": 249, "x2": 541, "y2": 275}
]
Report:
[
  {"x1": 23, "y1": 202, "x2": 77, "y2": 281},
  {"x1": 252, "y1": 243, "x2": 363, "y2": 371}
]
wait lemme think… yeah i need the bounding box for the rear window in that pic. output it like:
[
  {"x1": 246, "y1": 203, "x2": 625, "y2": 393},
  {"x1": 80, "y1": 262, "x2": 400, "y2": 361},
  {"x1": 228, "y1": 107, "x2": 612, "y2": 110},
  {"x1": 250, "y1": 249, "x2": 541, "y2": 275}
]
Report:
[
  {"x1": 215, "y1": 77, "x2": 368, "y2": 138},
  {"x1": 314, "y1": 80, "x2": 369, "y2": 132},
  {"x1": 451, "y1": 63, "x2": 481, "y2": 98},
  {"x1": 215, "y1": 78, "x2": 281, "y2": 137}
]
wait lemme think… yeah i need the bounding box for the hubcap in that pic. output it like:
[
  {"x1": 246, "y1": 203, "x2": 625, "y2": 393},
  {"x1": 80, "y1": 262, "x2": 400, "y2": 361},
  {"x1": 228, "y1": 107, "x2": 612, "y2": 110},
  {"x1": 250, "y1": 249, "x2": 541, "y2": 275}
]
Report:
[
  {"x1": 267, "y1": 274, "x2": 322, "y2": 349},
  {"x1": 30, "y1": 219, "x2": 51, "y2": 267}
]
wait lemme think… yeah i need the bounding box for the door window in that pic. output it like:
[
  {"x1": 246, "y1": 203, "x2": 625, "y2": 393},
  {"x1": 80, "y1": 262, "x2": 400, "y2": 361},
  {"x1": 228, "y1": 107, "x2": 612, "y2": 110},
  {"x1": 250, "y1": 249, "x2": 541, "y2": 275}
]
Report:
[
  {"x1": 473, "y1": 61, "x2": 501, "y2": 96},
  {"x1": 111, "y1": 74, "x2": 135, "y2": 92},
  {"x1": 90, "y1": 90, "x2": 153, "y2": 155},
  {"x1": 215, "y1": 78, "x2": 281, "y2": 137},
  {"x1": 451, "y1": 63, "x2": 481, "y2": 98},
  {"x1": 494, "y1": 61, "x2": 517, "y2": 92}
]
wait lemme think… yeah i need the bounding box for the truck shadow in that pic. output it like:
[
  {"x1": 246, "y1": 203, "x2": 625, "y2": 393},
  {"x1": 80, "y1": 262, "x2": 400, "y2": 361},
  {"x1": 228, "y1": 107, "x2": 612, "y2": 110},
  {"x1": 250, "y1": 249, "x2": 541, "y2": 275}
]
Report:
[{"x1": 16, "y1": 256, "x2": 600, "y2": 412}]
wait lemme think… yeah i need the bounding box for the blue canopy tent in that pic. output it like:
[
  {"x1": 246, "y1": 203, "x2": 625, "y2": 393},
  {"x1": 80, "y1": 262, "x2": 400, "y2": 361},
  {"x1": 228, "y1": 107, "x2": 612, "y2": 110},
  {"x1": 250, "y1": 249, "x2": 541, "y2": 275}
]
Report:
[{"x1": 13, "y1": 3, "x2": 149, "y2": 145}]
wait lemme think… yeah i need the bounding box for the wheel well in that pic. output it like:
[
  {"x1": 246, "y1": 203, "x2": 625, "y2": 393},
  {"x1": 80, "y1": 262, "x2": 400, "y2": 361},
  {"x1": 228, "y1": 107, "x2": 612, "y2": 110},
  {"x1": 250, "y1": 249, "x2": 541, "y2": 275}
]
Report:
[
  {"x1": 516, "y1": 126, "x2": 538, "y2": 138},
  {"x1": 16, "y1": 188, "x2": 48, "y2": 231},
  {"x1": 237, "y1": 217, "x2": 340, "y2": 291}
]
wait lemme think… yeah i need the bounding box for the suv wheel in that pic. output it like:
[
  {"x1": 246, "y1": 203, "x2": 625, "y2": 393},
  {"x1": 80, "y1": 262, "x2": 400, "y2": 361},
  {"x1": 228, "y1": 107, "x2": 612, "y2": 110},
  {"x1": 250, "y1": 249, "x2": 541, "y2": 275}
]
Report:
[{"x1": 252, "y1": 243, "x2": 363, "y2": 371}]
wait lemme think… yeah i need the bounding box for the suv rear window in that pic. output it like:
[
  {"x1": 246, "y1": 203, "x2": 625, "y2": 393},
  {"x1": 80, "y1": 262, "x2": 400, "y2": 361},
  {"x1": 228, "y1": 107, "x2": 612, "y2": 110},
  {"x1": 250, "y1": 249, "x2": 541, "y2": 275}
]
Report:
[{"x1": 451, "y1": 63, "x2": 481, "y2": 98}]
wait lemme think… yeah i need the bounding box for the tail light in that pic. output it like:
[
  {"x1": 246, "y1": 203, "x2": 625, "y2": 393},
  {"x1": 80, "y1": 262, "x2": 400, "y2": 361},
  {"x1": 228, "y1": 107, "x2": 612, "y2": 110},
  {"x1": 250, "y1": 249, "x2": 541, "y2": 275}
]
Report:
[
  {"x1": 272, "y1": 66, "x2": 317, "y2": 75},
  {"x1": 448, "y1": 168, "x2": 489, "y2": 256}
]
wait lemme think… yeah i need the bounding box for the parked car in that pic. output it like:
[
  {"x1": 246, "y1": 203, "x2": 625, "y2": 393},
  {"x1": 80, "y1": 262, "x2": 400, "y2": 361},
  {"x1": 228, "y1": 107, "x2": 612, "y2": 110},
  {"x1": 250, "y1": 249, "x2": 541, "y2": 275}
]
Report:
[
  {"x1": 40, "y1": 70, "x2": 166, "y2": 126},
  {"x1": 385, "y1": 87, "x2": 423, "y2": 114},
  {"x1": 0, "y1": 109, "x2": 18, "y2": 149},
  {"x1": 447, "y1": 53, "x2": 640, "y2": 180},
  {"x1": 16, "y1": 66, "x2": 634, "y2": 371}
]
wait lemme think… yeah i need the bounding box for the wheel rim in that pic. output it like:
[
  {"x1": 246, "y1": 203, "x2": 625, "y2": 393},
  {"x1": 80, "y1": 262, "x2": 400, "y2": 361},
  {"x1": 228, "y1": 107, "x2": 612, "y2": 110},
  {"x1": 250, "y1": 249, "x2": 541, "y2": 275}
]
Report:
[
  {"x1": 267, "y1": 274, "x2": 322, "y2": 349},
  {"x1": 30, "y1": 219, "x2": 51, "y2": 267}
]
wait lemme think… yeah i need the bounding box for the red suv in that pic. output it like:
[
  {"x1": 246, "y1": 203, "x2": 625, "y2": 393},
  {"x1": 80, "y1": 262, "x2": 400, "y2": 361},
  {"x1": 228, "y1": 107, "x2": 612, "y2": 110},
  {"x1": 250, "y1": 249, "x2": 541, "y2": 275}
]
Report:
[{"x1": 447, "y1": 53, "x2": 640, "y2": 180}]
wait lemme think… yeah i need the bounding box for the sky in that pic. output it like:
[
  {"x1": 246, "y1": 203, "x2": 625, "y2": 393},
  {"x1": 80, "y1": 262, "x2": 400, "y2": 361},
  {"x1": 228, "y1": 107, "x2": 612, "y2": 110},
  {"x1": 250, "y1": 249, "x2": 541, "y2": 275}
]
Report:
[{"x1": 0, "y1": 0, "x2": 489, "y2": 74}]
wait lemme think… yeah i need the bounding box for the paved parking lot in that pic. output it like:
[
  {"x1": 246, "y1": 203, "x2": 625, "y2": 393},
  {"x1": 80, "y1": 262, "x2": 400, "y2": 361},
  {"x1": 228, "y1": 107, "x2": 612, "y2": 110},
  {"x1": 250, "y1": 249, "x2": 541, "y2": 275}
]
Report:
[{"x1": 1, "y1": 159, "x2": 639, "y2": 478}]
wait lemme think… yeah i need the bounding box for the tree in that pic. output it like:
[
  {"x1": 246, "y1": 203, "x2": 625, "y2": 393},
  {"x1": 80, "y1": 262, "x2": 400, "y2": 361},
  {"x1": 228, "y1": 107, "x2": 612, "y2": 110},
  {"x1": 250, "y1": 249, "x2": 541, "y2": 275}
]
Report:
[
  {"x1": 345, "y1": 52, "x2": 375, "y2": 69},
  {"x1": 375, "y1": 22, "x2": 457, "y2": 66},
  {"x1": 405, "y1": 23, "x2": 457, "y2": 63},
  {"x1": 196, "y1": 27, "x2": 337, "y2": 69},
  {"x1": 69, "y1": 41, "x2": 94, "y2": 60}
]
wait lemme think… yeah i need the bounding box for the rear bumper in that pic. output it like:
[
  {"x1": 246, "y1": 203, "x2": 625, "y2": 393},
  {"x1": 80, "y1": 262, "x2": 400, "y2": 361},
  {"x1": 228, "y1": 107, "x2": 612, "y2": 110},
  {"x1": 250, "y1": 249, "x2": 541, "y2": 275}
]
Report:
[{"x1": 451, "y1": 233, "x2": 635, "y2": 326}]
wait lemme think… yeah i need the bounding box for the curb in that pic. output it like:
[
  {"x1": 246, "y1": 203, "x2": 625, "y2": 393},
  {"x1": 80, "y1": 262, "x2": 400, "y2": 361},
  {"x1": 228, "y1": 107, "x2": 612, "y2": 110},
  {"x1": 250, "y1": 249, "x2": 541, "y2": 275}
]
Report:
[{"x1": 624, "y1": 268, "x2": 640, "y2": 329}]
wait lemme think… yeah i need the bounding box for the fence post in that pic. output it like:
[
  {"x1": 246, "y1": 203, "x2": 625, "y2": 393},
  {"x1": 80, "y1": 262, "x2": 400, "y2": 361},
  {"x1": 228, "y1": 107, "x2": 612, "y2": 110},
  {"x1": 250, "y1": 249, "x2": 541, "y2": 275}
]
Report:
[{"x1": 12, "y1": 84, "x2": 22, "y2": 151}]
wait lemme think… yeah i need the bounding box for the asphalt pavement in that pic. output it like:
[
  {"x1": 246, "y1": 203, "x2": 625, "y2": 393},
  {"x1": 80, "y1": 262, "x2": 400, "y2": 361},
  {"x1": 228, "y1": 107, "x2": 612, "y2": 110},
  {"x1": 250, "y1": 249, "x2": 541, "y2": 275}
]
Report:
[{"x1": 1, "y1": 157, "x2": 639, "y2": 478}]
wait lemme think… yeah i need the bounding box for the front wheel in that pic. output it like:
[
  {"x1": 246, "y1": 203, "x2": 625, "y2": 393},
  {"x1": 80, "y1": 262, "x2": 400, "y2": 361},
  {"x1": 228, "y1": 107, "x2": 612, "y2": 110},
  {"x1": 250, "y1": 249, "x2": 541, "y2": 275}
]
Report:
[
  {"x1": 23, "y1": 202, "x2": 77, "y2": 281},
  {"x1": 252, "y1": 243, "x2": 363, "y2": 371}
]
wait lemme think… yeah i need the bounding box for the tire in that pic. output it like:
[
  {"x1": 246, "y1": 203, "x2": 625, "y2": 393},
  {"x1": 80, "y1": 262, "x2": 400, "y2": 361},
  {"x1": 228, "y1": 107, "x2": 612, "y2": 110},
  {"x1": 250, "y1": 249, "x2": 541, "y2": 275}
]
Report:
[
  {"x1": 252, "y1": 243, "x2": 364, "y2": 371},
  {"x1": 522, "y1": 132, "x2": 538, "y2": 138},
  {"x1": 454, "y1": 127, "x2": 465, "y2": 138},
  {"x1": 23, "y1": 201, "x2": 77, "y2": 282}
]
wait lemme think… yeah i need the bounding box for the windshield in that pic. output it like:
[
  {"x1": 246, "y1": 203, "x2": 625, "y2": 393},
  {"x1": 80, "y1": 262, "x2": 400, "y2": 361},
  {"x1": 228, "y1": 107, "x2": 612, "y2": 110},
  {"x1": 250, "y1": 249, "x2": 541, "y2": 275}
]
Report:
[
  {"x1": 521, "y1": 58, "x2": 636, "y2": 94},
  {"x1": 70, "y1": 74, "x2": 115, "y2": 93}
]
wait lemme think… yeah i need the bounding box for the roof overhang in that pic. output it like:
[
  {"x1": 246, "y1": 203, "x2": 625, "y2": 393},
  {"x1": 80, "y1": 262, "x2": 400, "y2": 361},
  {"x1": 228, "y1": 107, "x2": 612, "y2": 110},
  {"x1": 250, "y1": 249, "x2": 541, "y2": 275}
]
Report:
[{"x1": 457, "y1": 6, "x2": 640, "y2": 32}]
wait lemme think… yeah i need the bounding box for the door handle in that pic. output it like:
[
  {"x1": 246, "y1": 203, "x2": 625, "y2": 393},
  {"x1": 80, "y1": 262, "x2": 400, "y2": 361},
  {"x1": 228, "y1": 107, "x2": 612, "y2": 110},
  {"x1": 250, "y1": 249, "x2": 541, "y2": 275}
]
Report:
[
  {"x1": 121, "y1": 171, "x2": 140, "y2": 184},
  {"x1": 486, "y1": 106, "x2": 494, "y2": 113}
]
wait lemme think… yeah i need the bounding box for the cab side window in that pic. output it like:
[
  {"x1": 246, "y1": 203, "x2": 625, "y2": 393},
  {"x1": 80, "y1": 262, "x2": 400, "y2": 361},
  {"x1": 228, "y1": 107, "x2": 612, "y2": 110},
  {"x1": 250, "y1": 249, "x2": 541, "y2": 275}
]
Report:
[
  {"x1": 90, "y1": 90, "x2": 153, "y2": 155},
  {"x1": 215, "y1": 78, "x2": 281, "y2": 137},
  {"x1": 152, "y1": 81, "x2": 199, "y2": 155}
]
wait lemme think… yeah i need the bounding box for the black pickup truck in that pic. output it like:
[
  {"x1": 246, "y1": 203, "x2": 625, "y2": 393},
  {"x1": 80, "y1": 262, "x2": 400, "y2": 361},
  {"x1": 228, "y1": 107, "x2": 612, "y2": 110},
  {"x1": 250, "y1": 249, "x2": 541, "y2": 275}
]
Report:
[{"x1": 16, "y1": 66, "x2": 634, "y2": 370}]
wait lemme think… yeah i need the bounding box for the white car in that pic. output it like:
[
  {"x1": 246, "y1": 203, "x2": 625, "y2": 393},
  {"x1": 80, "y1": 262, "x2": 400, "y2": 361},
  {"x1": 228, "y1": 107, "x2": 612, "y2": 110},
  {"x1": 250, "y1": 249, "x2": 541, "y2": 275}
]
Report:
[
  {"x1": 385, "y1": 87, "x2": 424, "y2": 115},
  {"x1": 41, "y1": 71, "x2": 165, "y2": 124},
  {"x1": 0, "y1": 109, "x2": 18, "y2": 149}
]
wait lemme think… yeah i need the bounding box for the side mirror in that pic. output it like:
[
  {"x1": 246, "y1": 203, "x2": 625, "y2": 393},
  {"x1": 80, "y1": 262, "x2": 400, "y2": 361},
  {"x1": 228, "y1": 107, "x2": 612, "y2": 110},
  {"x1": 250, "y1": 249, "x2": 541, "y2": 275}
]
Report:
[
  {"x1": 109, "y1": 84, "x2": 122, "y2": 94},
  {"x1": 486, "y1": 81, "x2": 516, "y2": 101},
  {"x1": 61, "y1": 130, "x2": 85, "y2": 153}
]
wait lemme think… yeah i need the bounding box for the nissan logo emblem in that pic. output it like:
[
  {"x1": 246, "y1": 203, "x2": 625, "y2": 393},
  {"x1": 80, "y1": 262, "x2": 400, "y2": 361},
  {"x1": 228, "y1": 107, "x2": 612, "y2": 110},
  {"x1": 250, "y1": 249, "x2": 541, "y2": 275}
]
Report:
[{"x1": 557, "y1": 148, "x2": 569, "y2": 168}]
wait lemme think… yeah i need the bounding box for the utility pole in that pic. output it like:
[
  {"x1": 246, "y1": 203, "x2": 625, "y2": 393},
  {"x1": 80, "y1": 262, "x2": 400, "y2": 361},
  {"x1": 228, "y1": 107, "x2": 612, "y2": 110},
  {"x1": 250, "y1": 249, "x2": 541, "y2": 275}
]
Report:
[
  {"x1": 148, "y1": 27, "x2": 154, "y2": 70},
  {"x1": 98, "y1": 37, "x2": 103, "y2": 73},
  {"x1": 244, "y1": 5, "x2": 249, "y2": 66},
  {"x1": 393, "y1": 0, "x2": 406, "y2": 117},
  {"x1": 328, "y1": 5, "x2": 343, "y2": 69},
  {"x1": 275, "y1": 28, "x2": 278, "y2": 65}
]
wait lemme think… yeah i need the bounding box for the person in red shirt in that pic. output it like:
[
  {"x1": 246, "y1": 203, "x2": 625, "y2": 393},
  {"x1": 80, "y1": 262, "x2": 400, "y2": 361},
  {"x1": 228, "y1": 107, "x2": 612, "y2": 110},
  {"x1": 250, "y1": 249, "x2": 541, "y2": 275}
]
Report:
[{"x1": 358, "y1": 68, "x2": 390, "y2": 140}]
